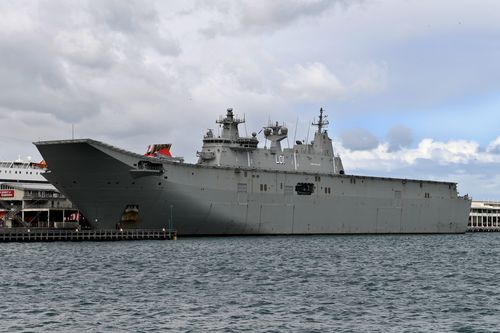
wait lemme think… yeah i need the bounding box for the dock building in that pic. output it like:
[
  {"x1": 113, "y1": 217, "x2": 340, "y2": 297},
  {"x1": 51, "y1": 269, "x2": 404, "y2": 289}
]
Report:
[
  {"x1": 0, "y1": 160, "x2": 83, "y2": 229},
  {"x1": 0, "y1": 182, "x2": 82, "y2": 229},
  {"x1": 468, "y1": 201, "x2": 500, "y2": 232}
]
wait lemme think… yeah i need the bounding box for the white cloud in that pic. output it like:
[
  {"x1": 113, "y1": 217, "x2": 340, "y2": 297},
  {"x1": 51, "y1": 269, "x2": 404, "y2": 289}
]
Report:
[
  {"x1": 280, "y1": 62, "x2": 386, "y2": 102},
  {"x1": 196, "y1": 0, "x2": 339, "y2": 37},
  {"x1": 487, "y1": 136, "x2": 500, "y2": 154},
  {"x1": 239, "y1": 0, "x2": 334, "y2": 32},
  {"x1": 404, "y1": 139, "x2": 481, "y2": 165},
  {"x1": 334, "y1": 136, "x2": 500, "y2": 198},
  {"x1": 281, "y1": 63, "x2": 346, "y2": 101},
  {"x1": 340, "y1": 138, "x2": 495, "y2": 171}
]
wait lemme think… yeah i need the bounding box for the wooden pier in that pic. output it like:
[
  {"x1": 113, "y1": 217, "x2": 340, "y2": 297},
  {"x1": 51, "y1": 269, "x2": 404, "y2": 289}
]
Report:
[{"x1": 0, "y1": 228, "x2": 177, "y2": 242}]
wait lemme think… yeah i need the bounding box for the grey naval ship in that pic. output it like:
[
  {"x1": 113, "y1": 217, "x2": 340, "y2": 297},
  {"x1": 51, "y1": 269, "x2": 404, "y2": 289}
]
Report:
[{"x1": 34, "y1": 108, "x2": 471, "y2": 235}]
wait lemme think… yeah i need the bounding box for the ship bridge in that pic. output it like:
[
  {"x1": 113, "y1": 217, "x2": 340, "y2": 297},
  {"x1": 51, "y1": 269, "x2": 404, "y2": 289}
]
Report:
[{"x1": 196, "y1": 108, "x2": 345, "y2": 175}]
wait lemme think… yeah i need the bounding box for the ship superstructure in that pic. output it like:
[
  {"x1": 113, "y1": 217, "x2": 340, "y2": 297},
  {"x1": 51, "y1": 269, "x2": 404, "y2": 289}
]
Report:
[
  {"x1": 34, "y1": 108, "x2": 471, "y2": 235},
  {"x1": 0, "y1": 160, "x2": 47, "y2": 183},
  {"x1": 197, "y1": 108, "x2": 344, "y2": 174}
]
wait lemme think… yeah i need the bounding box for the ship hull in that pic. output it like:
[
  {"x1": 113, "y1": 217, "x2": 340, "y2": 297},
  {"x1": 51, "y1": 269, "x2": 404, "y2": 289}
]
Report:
[{"x1": 35, "y1": 140, "x2": 471, "y2": 235}]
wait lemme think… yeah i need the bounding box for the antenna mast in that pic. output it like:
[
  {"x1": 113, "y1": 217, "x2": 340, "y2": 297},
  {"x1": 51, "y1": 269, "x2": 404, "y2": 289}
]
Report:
[
  {"x1": 312, "y1": 107, "x2": 329, "y2": 133},
  {"x1": 244, "y1": 114, "x2": 248, "y2": 136},
  {"x1": 293, "y1": 116, "x2": 299, "y2": 143}
]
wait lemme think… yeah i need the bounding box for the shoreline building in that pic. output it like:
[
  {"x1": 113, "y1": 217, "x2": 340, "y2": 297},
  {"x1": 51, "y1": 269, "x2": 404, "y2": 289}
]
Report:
[
  {"x1": 468, "y1": 201, "x2": 500, "y2": 232},
  {"x1": 0, "y1": 160, "x2": 83, "y2": 229}
]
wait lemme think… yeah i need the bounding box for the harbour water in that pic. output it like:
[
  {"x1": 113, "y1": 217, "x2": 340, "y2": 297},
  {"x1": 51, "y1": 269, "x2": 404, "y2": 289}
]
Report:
[{"x1": 1, "y1": 234, "x2": 499, "y2": 332}]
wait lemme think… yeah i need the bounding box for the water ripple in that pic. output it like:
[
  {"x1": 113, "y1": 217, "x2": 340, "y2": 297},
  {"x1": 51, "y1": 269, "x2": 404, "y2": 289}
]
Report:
[{"x1": 1, "y1": 234, "x2": 500, "y2": 332}]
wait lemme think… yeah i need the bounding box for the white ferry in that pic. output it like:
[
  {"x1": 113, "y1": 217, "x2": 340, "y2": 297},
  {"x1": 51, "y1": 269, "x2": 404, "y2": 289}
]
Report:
[{"x1": 0, "y1": 160, "x2": 47, "y2": 184}]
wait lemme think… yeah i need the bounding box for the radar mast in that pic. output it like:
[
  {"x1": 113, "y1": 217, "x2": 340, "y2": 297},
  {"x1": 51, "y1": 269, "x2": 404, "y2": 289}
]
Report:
[
  {"x1": 216, "y1": 108, "x2": 244, "y2": 140},
  {"x1": 312, "y1": 107, "x2": 329, "y2": 133}
]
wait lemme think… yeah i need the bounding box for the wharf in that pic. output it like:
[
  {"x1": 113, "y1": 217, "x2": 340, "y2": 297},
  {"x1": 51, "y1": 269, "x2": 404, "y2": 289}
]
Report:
[
  {"x1": 468, "y1": 226, "x2": 500, "y2": 232},
  {"x1": 0, "y1": 228, "x2": 177, "y2": 242}
]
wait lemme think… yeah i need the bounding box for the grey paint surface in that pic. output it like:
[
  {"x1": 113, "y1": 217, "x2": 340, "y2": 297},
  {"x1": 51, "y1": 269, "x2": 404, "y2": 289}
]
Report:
[{"x1": 35, "y1": 109, "x2": 471, "y2": 234}]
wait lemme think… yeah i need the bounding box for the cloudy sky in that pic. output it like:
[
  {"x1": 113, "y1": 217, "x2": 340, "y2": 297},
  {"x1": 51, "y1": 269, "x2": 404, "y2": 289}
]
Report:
[{"x1": 1, "y1": 0, "x2": 499, "y2": 199}]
